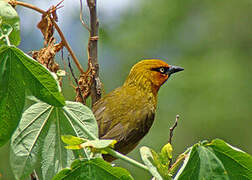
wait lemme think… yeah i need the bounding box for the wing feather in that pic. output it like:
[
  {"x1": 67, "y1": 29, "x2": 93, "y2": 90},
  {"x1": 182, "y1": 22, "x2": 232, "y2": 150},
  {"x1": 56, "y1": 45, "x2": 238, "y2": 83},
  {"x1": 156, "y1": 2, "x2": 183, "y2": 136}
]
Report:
[{"x1": 92, "y1": 86, "x2": 156, "y2": 155}]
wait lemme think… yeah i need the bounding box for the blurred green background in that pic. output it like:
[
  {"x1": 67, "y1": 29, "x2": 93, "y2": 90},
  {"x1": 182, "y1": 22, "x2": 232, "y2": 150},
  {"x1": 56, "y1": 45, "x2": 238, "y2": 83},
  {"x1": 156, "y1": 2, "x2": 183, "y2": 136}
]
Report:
[{"x1": 1, "y1": 0, "x2": 252, "y2": 179}]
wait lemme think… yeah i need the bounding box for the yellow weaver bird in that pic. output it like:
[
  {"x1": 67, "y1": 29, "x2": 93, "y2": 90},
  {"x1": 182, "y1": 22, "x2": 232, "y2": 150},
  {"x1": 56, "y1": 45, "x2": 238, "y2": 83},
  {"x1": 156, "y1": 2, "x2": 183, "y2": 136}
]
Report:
[{"x1": 92, "y1": 59, "x2": 184, "y2": 162}]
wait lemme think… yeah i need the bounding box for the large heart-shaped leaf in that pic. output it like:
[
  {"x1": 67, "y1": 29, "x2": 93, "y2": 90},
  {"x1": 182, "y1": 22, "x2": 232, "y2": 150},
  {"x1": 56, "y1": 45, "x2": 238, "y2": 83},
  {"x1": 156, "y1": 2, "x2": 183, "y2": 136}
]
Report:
[
  {"x1": 52, "y1": 158, "x2": 133, "y2": 180},
  {"x1": 206, "y1": 139, "x2": 252, "y2": 179},
  {"x1": 174, "y1": 139, "x2": 252, "y2": 179},
  {"x1": 10, "y1": 101, "x2": 98, "y2": 180},
  {"x1": 0, "y1": 46, "x2": 65, "y2": 146},
  {"x1": 0, "y1": 46, "x2": 25, "y2": 146}
]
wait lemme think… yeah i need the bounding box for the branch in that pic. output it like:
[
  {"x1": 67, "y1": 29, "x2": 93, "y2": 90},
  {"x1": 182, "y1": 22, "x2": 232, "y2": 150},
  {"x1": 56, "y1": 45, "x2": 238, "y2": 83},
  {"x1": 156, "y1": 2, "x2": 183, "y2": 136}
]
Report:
[
  {"x1": 169, "y1": 114, "x2": 179, "y2": 144},
  {"x1": 67, "y1": 55, "x2": 86, "y2": 103},
  {"x1": 86, "y1": 0, "x2": 102, "y2": 106},
  {"x1": 9, "y1": 0, "x2": 45, "y2": 14},
  {"x1": 79, "y1": 0, "x2": 90, "y2": 31},
  {"x1": 9, "y1": 0, "x2": 85, "y2": 74},
  {"x1": 53, "y1": 21, "x2": 84, "y2": 74},
  {"x1": 168, "y1": 114, "x2": 179, "y2": 168}
]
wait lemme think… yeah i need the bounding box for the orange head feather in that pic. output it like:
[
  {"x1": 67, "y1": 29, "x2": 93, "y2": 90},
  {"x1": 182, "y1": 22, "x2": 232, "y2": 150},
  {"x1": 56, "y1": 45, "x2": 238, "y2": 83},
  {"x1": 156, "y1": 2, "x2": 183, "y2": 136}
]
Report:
[{"x1": 124, "y1": 59, "x2": 184, "y2": 94}]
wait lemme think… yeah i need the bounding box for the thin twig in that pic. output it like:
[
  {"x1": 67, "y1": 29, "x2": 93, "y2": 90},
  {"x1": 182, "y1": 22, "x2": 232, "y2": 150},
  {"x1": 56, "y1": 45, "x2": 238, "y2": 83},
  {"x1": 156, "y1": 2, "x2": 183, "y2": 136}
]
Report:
[
  {"x1": 55, "y1": 0, "x2": 64, "y2": 8},
  {"x1": 9, "y1": 0, "x2": 45, "y2": 14},
  {"x1": 169, "y1": 115, "x2": 179, "y2": 144},
  {"x1": 168, "y1": 115, "x2": 179, "y2": 168},
  {"x1": 9, "y1": 0, "x2": 85, "y2": 74},
  {"x1": 50, "y1": 0, "x2": 65, "y2": 22},
  {"x1": 61, "y1": 48, "x2": 67, "y2": 71},
  {"x1": 79, "y1": 0, "x2": 90, "y2": 31},
  {"x1": 86, "y1": 0, "x2": 102, "y2": 106},
  {"x1": 52, "y1": 21, "x2": 84, "y2": 74},
  {"x1": 67, "y1": 55, "x2": 85, "y2": 103},
  {"x1": 63, "y1": 49, "x2": 75, "y2": 87}
]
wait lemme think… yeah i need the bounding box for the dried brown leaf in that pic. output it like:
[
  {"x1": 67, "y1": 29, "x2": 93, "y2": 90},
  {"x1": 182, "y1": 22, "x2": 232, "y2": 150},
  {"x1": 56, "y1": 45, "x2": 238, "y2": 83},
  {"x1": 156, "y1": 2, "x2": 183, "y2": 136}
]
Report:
[
  {"x1": 32, "y1": 37, "x2": 63, "y2": 73},
  {"x1": 75, "y1": 63, "x2": 96, "y2": 104},
  {"x1": 37, "y1": 14, "x2": 54, "y2": 46}
]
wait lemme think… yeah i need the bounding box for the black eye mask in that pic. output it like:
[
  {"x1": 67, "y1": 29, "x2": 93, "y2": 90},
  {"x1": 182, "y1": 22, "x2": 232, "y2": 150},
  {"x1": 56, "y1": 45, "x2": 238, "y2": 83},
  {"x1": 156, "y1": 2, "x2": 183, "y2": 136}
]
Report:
[{"x1": 152, "y1": 67, "x2": 170, "y2": 74}]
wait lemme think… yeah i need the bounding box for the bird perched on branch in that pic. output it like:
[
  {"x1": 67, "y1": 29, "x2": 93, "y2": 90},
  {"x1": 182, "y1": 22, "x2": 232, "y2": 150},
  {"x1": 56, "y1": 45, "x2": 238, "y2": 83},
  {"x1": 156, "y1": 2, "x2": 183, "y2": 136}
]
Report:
[{"x1": 92, "y1": 59, "x2": 184, "y2": 162}]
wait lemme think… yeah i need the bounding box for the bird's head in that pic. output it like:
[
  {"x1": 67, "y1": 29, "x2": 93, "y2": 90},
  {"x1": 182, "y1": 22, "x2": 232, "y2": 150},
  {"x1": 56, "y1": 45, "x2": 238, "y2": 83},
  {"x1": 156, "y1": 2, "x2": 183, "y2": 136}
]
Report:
[{"x1": 124, "y1": 59, "x2": 184, "y2": 94}]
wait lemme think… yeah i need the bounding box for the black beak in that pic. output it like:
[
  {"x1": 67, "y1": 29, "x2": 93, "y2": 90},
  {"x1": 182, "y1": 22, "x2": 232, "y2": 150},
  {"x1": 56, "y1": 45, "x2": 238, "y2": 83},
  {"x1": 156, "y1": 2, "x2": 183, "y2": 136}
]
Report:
[{"x1": 167, "y1": 65, "x2": 184, "y2": 75}]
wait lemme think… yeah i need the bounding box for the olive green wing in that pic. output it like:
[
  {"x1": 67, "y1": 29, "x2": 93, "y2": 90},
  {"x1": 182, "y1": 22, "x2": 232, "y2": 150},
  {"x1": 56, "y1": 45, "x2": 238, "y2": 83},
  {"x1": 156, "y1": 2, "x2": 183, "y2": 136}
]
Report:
[{"x1": 92, "y1": 86, "x2": 155, "y2": 147}]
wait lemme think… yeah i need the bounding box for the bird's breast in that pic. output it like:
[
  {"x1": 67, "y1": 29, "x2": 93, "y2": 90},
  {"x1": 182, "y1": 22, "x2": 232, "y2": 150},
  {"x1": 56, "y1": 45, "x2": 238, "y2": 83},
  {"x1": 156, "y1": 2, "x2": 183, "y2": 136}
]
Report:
[{"x1": 93, "y1": 86, "x2": 157, "y2": 155}]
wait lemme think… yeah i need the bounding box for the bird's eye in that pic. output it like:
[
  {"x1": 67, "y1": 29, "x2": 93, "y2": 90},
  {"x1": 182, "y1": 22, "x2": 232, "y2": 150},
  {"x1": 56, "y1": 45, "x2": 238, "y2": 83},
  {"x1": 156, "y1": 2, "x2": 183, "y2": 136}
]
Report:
[
  {"x1": 159, "y1": 67, "x2": 165, "y2": 74},
  {"x1": 151, "y1": 67, "x2": 168, "y2": 74}
]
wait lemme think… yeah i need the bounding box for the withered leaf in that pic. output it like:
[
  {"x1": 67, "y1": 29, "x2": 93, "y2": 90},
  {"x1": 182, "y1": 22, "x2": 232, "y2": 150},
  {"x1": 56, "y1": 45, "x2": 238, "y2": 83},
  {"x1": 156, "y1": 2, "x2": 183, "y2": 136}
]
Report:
[
  {"x1": 32, "y1": 37, "x2": 63, "y2": 73},
  {"x1": 37, "y1": 14, "x2": 54, "y2": 46}
]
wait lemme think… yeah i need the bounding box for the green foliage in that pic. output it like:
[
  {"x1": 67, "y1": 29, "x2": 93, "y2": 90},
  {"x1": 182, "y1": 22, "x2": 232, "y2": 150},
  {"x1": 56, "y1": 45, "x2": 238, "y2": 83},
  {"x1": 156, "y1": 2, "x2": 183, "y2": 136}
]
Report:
[
  {"x1": 140, "y1": 139, "x2": 252, "y2": 180},
  {"x1": 62, "y1": 135, "x2": 117, "y2": 153},
  {"x1": 175, "y1": 139, "x2": 252, "y2": 179},
  {"x1": 0, "y1": 0, "x2": 20, "y2": 46},
  {"x1": 207, "y1": 139, "x2": 252, "y2": 179},
  {"x1": 0, "y1": 46, "x2": 65, "y2": 147},
  {"x1": 140, "y1": 143, "x2": 183, "y2": 180},
  {"x1": 10, "y1": 101, "x2": 97, "y2": 180},
  {"x1": 176, "y1": 145, "x2": 228, "y2": 179},
  {"x1": 61, "y1": 135, "x2": 86, "y2": 146},
  {"x1": 0, "y1": 46, "x2": 25, "y2": 147},
  {"x1": 140, "y1": 146, "x2": 166, "y2": 180},
  {"x1": 79, "y1": 139, "x2": 117, "y2": 150},
  {"x1": 52, "y1": 158, "x2": 133, "y2": 180},
  {"x1": 160, "y1": 143, "x2": 173, "y2": 164}
]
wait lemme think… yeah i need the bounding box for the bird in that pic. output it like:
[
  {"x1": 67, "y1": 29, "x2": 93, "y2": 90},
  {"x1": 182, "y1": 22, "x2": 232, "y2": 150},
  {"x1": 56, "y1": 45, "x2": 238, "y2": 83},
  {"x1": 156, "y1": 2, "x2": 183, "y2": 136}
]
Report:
[{"x1": 92, "y1": 59, "x2": 184, "y2": 162}]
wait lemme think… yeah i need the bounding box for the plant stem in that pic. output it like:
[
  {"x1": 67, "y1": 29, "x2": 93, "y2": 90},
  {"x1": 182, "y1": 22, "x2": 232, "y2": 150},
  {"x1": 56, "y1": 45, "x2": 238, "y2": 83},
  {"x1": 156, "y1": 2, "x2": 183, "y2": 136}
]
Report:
[
  {"x1": 105, "y1": 148, "x2": 149, "y2": 171},
  {"x1": 169, "y1": 148, "x2": 191, "y2": 175},
  {"x1": 86, "y1": 0, "x2": 102, "y2": 105}
]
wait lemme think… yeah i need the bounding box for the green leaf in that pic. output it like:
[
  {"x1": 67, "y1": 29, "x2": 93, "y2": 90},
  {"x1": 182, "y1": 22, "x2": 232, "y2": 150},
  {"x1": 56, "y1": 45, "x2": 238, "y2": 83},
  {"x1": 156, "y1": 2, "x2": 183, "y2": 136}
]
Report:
[
  {"x1": 0, "y1": 46, "x2": 65, "y2": 106},
  {"x1": 175, "y1": 144, "x2": 228, "y2": 179},
  {"x1": 140, "y1": 146, "x2": 164, "y2": 180},
  {"x1": 64, "y1": 139, "x2": 117, "y2": 153},
  {"x1": 160, "y1": 143, "x2": 173, "y2": 164},
  {"x1": 0, "y1": 46, "x2": 65, "y2": 146},
  {"x1": 0, "y1": 0, "x2": 20, "y2": 46},
  {"x1": 174, "y1": 139, "x2": 252, "y2": 180},
  {"x1": 10, "y1": 101, "x2": 98, "y2": 180},
  {"x1": 61, "y1": 135, "x2": 86, "y2": 145},
  {"x1": 64, "y1": 145, "x2": 83, "y2": 150},
  {"x1": 80, "y1": 139, "x2": 117, "y2": 149},
  {"x1": 62, "y1": 101, "x2": 98, "y2": 138},
  {"x1": 52, "y1": 158, "x2": 134, "y2": 180},
  {"x1": 13, "y1": 46, "x2": 65, "y2": 106},
  {"x1": 207, "y1": 139, "x2": 252, "y2": 179},
  {"x1": 0, "y1": 46, "x2": 25, "y2": 146},
  {"x1": 140, "y1": 145, "x2": 175, "y2": 180}
]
